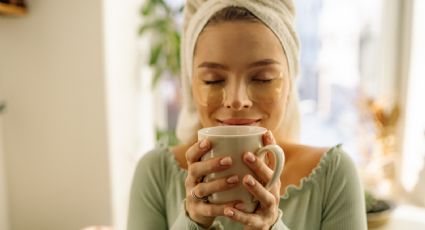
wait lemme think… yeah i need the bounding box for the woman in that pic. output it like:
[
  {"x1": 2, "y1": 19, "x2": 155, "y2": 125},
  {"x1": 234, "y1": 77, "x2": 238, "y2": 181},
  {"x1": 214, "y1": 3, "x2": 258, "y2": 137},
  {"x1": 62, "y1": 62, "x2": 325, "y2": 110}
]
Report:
[{"x1": 128, "y1": 1, "x2": 367, "y2": 229}]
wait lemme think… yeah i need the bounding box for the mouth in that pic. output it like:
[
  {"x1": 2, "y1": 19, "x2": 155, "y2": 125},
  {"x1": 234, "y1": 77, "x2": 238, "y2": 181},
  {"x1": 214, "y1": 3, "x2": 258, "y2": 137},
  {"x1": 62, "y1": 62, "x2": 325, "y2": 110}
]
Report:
[{"x1": 217, "y1": 118, "x2": 261, "y2": 126}]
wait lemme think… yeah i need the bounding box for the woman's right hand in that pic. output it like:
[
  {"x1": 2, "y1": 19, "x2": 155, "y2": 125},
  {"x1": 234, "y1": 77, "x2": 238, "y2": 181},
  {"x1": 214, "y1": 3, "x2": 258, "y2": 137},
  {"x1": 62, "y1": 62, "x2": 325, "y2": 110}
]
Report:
[{"x1": 185, "y1": 139, "x2": 240, "y2": 228}]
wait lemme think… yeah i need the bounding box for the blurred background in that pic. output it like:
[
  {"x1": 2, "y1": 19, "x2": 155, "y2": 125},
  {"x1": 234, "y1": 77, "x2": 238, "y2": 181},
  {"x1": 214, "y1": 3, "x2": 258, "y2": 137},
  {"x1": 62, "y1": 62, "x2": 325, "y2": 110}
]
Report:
[{"x1": 0, "y1": 0, "x2": 424, "y2": 229}]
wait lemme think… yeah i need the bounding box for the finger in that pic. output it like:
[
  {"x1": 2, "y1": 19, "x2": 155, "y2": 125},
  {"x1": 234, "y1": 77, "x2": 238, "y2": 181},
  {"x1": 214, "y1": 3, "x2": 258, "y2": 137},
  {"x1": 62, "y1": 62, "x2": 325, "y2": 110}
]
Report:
[
  {"x1": 243, "y1": 151, "x2": 273, "y2": 184},
  {"x1": 194, "y1": 174, "x2": 239, "y2": 198},
  {"x1": 242, "y1": 174, "x2": 278, "y2": 209},
  {"x1": 185, "y1": 157, "x2": 232, "y2": 188},
  {"x1": 223, "y1": 207, "x2": 262, "y2": 228},
  {"x1": 192, "y1": 202, "x2": 238, "y2": 218},
  {"x1": 262, "y1": 130, "x2": 276, "y2": 145},
  {"x1": 186, "y1": 156, "x2": 233, "y2": 186},
  {"x1": 186, "y1": 139, "x2": 211, "y2": 164}
]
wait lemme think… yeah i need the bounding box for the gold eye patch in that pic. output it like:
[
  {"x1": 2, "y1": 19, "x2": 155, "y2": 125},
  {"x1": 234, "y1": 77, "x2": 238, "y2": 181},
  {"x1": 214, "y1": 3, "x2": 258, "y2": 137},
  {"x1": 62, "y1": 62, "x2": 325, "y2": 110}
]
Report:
[{"x1": 194, "y1": 77, "x2": 285, "y2": 107}]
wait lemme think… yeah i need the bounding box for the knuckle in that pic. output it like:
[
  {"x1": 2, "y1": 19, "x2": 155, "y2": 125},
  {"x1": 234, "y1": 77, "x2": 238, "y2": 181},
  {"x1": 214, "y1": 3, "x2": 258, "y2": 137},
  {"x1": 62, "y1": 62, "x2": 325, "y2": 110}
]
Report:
[
  {"x1": 251, "y1": 157, "x2": 261, "y2": 168},
  {"x1": 188, "y1": 165, "x2": 197, "y2": 178},
  {"x1": 196, "y1": 186, "x2": 205, "y2": 197},
  {"x1": 208, "y1": 160, "x2": 219, "y2": 172},
  {"x1": 264, "y1": 195, "x2": 275, "y2": 208},
  {"x1": 204, "y1": 207, "x2": 213, "y2": 217}
]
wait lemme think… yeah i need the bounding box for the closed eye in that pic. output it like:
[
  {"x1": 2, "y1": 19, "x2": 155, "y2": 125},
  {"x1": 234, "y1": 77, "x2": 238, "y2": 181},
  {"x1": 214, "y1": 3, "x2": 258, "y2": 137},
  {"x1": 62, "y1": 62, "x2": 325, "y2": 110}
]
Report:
[
  {"x1": 252, "y1": 79, "x2": 273, "y2": 83},
  {"x1": 204, "y1": 80, "x2": 225, "y2": 85}
]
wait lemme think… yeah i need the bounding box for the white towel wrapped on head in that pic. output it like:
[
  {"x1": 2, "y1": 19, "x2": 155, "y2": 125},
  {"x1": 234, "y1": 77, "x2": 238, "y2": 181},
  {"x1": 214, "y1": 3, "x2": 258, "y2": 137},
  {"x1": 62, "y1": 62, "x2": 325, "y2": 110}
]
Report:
[{"x1": 176, "y1": 0, "x2": 301, "y2": 144}]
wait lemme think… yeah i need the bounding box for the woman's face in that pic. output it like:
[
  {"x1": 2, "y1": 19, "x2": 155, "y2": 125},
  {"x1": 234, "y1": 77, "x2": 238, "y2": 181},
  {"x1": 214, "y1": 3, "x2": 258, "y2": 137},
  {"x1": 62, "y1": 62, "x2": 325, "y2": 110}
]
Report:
[{"x1": 192, "y1": 21, "x2": 290, "y2": 136}]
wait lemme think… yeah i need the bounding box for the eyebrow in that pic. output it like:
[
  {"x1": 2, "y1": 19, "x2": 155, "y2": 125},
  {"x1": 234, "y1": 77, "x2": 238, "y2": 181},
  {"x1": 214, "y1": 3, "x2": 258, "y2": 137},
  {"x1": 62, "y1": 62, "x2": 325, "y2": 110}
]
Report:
[
  {"x1": 248, "y1": 59, "x2": 281, "y2": 68},
  {"x1": 197, "y1": 62, "x2": 229, "y2": 70},
  {"x1": 197, "y1": 59, "x2": 280, "y2": 70}
]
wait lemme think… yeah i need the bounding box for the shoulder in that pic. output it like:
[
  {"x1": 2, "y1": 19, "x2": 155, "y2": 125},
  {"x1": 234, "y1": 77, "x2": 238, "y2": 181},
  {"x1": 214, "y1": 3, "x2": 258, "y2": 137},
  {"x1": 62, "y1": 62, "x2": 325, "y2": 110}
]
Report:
[
  {"x1": 318, "y1": 145, "x2": 362, "y2": 194},
  {"x1": 137, "y1": 147, "x2": 170, "y2": 167},
  {"x1": 133, "y1": 147, "x2": 175, "y2": 183},
  {"x1": 324, "y1": 144, "x2": 357, "y2": 175}
]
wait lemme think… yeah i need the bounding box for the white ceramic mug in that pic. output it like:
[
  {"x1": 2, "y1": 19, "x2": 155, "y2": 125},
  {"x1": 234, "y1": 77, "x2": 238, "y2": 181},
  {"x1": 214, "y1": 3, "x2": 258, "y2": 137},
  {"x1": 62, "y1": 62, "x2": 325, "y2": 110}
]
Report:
[{"x1": 198, "y1": 126, "x2": 284, "y2": 212}]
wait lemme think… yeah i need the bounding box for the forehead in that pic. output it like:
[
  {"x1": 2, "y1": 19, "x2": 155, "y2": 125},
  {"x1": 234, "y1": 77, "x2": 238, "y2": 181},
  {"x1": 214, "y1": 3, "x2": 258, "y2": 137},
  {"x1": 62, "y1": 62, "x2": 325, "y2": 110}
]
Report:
[{"x1": 194, "y1": 21, "x2": 286, "y2": 65}]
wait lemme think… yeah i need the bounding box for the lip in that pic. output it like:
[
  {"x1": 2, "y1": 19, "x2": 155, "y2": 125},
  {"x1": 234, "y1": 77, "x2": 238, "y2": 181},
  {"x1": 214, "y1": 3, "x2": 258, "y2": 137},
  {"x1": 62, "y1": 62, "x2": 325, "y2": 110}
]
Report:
[{"x1": 218, "y1": 118, "x2": 261, "y2": 125}]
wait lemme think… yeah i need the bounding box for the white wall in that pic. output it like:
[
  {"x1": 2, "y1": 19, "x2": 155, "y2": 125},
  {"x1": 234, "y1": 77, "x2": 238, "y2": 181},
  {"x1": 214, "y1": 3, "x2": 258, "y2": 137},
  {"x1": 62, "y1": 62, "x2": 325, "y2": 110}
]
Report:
[
  {"x1": 103, "y1": 0, "x2": 155, "y2": 229},
  {"x1": 0, "y1": 108, "x2": 9, "y2": 230},
  {"x1": 0, "y1": 1, "x2": 112, "y2": 229}
]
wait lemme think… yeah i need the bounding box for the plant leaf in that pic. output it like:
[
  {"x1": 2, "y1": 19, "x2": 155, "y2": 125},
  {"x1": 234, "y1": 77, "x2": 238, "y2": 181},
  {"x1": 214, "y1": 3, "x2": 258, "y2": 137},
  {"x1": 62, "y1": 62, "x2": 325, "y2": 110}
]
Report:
[
  {"x1": 152, "y1": 68, "x2": 163, "y2": 88},
  {"x1": 138, "y1": 19, "x2": 168, "y2": 35},
  {"x1": 139, "y1": 0, "x2": 185, "y2": 87},
  {"x1": 149, "y1": 43, "x2": 163, "y2": 66},
  {"x1": 140, "y1": 0, "x2": 155, "y2": 16}
]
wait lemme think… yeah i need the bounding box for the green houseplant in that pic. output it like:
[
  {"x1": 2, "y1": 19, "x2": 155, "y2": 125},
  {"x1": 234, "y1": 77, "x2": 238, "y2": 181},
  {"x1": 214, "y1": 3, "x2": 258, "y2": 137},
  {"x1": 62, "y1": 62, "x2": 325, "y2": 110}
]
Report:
[
  {"x1": 139, "y1": 0, "x2": 184, "y2": 146},
  {"x1": 139, "y1": 0, "x2": 183, "y2": 88}
]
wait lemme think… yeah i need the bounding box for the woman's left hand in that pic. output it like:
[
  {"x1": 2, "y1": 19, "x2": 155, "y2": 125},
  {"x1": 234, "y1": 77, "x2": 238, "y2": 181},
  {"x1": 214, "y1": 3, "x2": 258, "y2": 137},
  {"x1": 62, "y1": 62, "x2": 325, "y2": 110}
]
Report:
[{"x1": 223, "y1": 130, "x2": 282, "y2": 230}]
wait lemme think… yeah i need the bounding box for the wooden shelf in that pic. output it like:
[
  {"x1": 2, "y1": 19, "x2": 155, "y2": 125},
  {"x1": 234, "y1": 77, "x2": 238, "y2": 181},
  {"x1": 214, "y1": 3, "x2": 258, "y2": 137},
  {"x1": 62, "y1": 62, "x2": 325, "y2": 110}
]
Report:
[{"x1": 0, "y1": 2, "x2": 27, "y2": 16}]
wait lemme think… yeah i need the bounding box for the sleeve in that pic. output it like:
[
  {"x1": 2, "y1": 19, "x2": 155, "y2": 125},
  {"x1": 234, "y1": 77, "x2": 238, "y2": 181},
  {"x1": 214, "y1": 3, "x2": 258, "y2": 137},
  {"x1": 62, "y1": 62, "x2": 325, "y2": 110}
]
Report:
[
  {"x1": 127, "y1": 150, "x2": 220, "y2": 230},
  {"x1": 321, "y1": 149, "x2": 367, "y2": 230},
  {"x1": 270, "y1": 209, "x2": 291, "y2": 230},
  {"x1": 127, "y1": 150, "x2": 168, "y2": 230}
]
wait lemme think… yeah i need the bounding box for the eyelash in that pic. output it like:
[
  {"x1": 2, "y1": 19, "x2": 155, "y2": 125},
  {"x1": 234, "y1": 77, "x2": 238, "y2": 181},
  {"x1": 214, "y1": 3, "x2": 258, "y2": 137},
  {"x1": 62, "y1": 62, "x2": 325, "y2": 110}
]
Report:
[
  {"x1": 203, "y1": 78, "x2": 273, "y2": 85},
  {"x1": 204, "y1": 80, "x2": 225, "y2": 85},
  {"x1": 253, "y1": 79, "x2": 272, "y2": 83}
]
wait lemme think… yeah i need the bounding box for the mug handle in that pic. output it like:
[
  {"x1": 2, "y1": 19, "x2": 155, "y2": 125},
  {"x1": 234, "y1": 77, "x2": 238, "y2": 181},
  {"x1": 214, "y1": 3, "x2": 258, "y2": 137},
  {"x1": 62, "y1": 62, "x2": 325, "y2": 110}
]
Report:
[{"x1": 255, "y1": 144, "x2": 285, "y2": 190}]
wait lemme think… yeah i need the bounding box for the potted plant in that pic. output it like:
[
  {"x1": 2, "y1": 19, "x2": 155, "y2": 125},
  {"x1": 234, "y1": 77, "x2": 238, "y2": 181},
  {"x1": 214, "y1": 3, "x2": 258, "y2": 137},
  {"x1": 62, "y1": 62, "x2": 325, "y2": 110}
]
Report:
[{"x1": 138, "y1": 0, "x2": 184, "y2": 146}]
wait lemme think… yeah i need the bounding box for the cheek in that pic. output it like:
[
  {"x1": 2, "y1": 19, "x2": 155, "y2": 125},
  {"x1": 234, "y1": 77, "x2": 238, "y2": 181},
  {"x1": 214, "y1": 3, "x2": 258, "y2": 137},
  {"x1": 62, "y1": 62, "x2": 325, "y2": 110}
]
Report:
[
  {"x1": 260, "y1": 86, "x2": 290, "y2": 124},
  {"x1": 248, "y1": 78, "x2": 285, "y2": 104},
  {"x1": 194, "y1": 100, "x2": 221, "y2": 127},
  {"x1": 196, "y1": 84, "x2": 225, "y2": 108},
  {"x1": 192, "y1": 100, "x2": 217, "y2": 128},
  {"x1": 198, "y1": 104, "x2": 220, "y2": 117},
  {"x1": 193, "y1": 84, "x2": 222, "y2": 115}
]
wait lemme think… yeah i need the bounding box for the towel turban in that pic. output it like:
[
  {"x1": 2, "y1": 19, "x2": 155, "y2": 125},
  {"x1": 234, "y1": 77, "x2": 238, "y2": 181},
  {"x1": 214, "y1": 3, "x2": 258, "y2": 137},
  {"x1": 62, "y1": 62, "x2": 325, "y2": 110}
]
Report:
[{"x1": 176, "y1": 0, "x2": 301, "y2": 144}]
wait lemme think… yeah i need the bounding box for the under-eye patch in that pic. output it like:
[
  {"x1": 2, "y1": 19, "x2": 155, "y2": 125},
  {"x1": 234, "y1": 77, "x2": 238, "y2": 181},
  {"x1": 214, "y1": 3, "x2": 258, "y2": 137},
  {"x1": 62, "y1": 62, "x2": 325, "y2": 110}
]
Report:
[{"x1": 193, "y1": 76, "x2": 285, "y2": 107}]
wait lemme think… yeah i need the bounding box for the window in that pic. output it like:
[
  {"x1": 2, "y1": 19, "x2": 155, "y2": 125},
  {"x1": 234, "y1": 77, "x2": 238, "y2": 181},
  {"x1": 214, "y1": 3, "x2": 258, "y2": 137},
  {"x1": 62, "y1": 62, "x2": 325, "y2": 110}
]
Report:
[{"x1": 296, "y1": 0, "x2": 384, "y2": 162}]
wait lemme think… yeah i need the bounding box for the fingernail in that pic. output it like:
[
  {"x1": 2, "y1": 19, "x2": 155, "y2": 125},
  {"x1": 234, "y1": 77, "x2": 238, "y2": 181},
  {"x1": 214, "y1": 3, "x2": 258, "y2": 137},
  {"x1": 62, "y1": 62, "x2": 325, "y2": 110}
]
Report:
[
  {"x1": 199, "y1": 139, "x2": 208, "y2": 149},
  {"x1": 245, "y1": 152, "x2": 256, "y2": 163},
  {"x1": 224, "y1": 208, "x2": 234, "y2": 217},
  {"x1": 235, "y1": 203, "x2": 245, "y2": 210},
  {"x1": 220, "y1": 157, "x2": 232, "y2": 166},
  {"x1": 245, "y1": 175, "x2": 255, "y2": 186},
  {"x1": 226, "y1": 175, "x2": 239, "y2": 184},
  {"x1": 265, "y1": 130, "x2": 273, "y2": 143}
]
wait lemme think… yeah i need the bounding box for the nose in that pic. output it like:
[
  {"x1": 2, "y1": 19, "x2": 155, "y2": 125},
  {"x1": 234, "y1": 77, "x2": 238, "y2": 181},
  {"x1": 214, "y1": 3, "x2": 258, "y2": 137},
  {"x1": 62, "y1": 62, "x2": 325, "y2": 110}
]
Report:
[{"x1": 223, "y1": 82, "x2": 253, "y2": 110}]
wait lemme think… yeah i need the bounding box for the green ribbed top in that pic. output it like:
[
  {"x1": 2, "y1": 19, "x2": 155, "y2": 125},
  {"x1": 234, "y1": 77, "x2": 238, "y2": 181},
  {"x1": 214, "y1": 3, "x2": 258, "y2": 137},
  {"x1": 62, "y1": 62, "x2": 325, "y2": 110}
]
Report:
[{"x1": 128, "y1": 145, "x2": 367, "y2": 230}]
